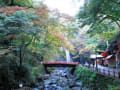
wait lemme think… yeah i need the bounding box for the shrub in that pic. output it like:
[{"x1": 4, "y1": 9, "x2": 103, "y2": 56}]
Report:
[
  {"x1": 75, "y1": 65, "x2": 120, "y2": 89},
  {"x1": 32, "y1": 64, "x2": 45, "y2": 79},
  {"x1": 0, "y1": 53, "x2": 35, "y2": 89},
  {"x1": 15, "y1": 63, "x2": 35, "y2": 85},
  {"x1": 0, "y1": 53, "x2": 19, "y2": 89},
  {"x1": 75, "y1": 65, "x2": 96, "y2": 88}
]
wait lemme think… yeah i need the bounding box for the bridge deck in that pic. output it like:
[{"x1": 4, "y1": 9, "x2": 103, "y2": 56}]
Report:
[
  {"x1": 41, "y1": 61, "x2": 79, "y2": 74},
  {"x1": 41, "y1": 61, "x2": 78, "y2": 65}
]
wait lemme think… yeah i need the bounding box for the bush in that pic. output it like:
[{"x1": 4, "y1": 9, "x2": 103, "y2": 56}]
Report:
[
  {"x1": 14, "y1": 0, "x2": 33, "y2": 7},
  {"x1": 0, "y1": 53, "x2": 35, "y2": 89},
  {"x1": 75, "y1": 65, "x2": 120, "y2": 89},
  {"x1": 32, "y1": 64, "x2": 45, "y2": 79},
  {"x1": 75, "y1": 65, "x2": 96, "y2": 88},
  {"x1": 0, "y1": 53, "x2": 18, "y2": 89},
  {"x1": 15, "y1": 64, "x2": 35, "y2": 85}
]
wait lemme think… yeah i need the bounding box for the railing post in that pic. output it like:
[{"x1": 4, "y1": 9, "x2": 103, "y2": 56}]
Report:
[
  {"x1": 108, "y1": 69, "x2": 110, "y2": 76},
  {"x1": 99, "y1": 68, "x2": 101, "y2": 73},
  {"x1": 93, "y1": 64, "x2": 94, "y2": 70},
  {"x1": 97, "y1": 69, "x2": 99, "y2": 73},
  {"x1": 83, "y1": 64, "x2": 84, "y2": 67},
  {"x1": 113, "y1": 70, "x2": 116, "y2": 78},
  {"x1": 103, "y1": 69, "x2": 105, "y2": 75},
  {"x1": 118, "y1": 72, "x2": 120, "y2": 79}
]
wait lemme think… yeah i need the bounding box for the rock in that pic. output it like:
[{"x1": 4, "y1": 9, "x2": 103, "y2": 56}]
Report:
[
  {"x1": 44, "y1": 74, "x2": 50, "y2": 80},
  {"x1": 33, "y1": 88, "x2": 39, "y2": 90},
  {"x1": 51, "y1": 84, "x2": 57, "y2": 87},
  {"x1": 72, "y1": 87, "x2": 81, "y2": 90},
  {"x1": 38, "y1": 85, "x2": 44, "y2": 89},
  {"x1": 56, "y1": 86, "x2": 63, "y2": 90},
  {"x1": 34, "y1": 69, "x2": 85, "y2": 90},
  {"x1": 44, "y1": 88, "x2": 49, "y2": 90},
  {"x1": 82, "y1": 87, "x2": 90, "y2": 90},
  {"x1": 75, "y1": 82, "x2": 82, "y2": 87},
  {"x1": 13, "y1": 87, "x2": 33, "y2": 90}
]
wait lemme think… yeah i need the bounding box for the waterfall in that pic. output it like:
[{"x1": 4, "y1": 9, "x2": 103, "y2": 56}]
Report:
[
  {"x1": 59, "y1": 47, "x2": 71, "y2": 62},
  {"x1": 65, "y1": 49, "x2": 71, "y2": 62}
]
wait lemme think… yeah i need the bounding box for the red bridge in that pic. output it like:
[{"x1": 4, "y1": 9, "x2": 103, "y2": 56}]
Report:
[{"x1": 41, "y1": 61, "x2": 79, "y2": 74}]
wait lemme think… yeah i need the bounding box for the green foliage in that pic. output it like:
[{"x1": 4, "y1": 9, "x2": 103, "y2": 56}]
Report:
[
  {"x1": 0, "y1": 3, "x2": 79, "y2": 89},
  {"x1": 0, "y1": 0, "x2": 33, "y2": 7},
  {"x1": 77, "y1": 0, "x2": 120, "y2": 37},
  {"x1": 75, "y1": 65, "x2": 96, "y2": 87},
  {"x1": 0, "y1": 10, "x2": 47, "y2": 88},
  {"x1": 16, "y1": 63, "x2": 35, "y2": 84},
  {"x1": 32, "y1": 64, "x2": 45, "y2": 79},
  {"x1": 0, "y1": 53, "x2": 35, "y2": 89},
  {"x1": 76, "y1": 0, "x2": 120, "y2": 54},
  {"x1": 75, "y1": 65, "x2": 120, "y2": 89},
  {"x1": 0, "y1": 10, "x2": 37, "y2": 35},
  {"x1": 0, "y1": 0, "x2": 5, "y2": 6},
  {"x1": 14, "y1": 0, "x2": 33, "y2": 7},
  {"x1": 0, "y1": 53, "x2": 18, "y2": 89},
  {"x1": 77, "y1": 0, "x2": 120, "y2": 27},
  {"x1": 0, "y1": 10, "x2": 45, "y2": 66}
]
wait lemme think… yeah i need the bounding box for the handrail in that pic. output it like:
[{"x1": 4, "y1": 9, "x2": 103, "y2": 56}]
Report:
[
  {"x1": 41, "y1": 61, "x2": 79, "y2": 65},
  {"x1": 81, "y1": 64, "x2": 119, "y2": 78}
]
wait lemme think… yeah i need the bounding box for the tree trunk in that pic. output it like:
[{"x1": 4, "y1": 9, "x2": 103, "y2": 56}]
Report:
[
  {"x1": 3, "y1": 0, "x2": 15, "y2": 6},
  {"x1": 19, "y1": 46, "x2": 22, "y2": 67},
  {"x1": 3, "y1": 0, "x2": 9, "y2": 5},
  {"x1": 10, "y1": 0, "x2": 14, "y2": 6}
]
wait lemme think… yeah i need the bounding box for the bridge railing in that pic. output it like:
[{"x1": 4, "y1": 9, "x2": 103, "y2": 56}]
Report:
[{"x1": 81, "y1": 64, "x2": 119, "y2": 79}]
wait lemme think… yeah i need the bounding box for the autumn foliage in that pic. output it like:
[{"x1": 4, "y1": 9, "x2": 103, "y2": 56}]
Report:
[
  {"x1": 0, "y1": 3, "x2": 74, "y2": 51},
  {"x1": 32, "y1": 5, "x2": 49, "y2": 26},
  {"x1": 0, "y1": 6, "x2": 28, "y2": 14}
]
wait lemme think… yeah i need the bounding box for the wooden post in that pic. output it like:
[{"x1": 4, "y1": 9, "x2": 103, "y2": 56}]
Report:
[
  {"x1": 103, "y1": 69, "x2": 105, "y2": 75},
  {"x1": 115, "y1": 52, "x2": 118, "y2": 68},
  {"x1": 71, "y1": 66, "x2": 76, "y2": 75},
  {"x1": 44, "y1": 65, "x2": 49, "y2": 74},
  {"x1": 98, "y1": 68, "x2": 99, "y2": 73},
  {"x1": 95, "y1": 51, "x2": 98, "y2": 72},
  {"x1": 108, "y1": 69, "x2": 110, "y2": 76},
  {"x1": 113, "y1": 70, "x2": 116, "y2": 77},
  {"x1": 99, "y1": 69, "x2": 101, "y2": 73}
]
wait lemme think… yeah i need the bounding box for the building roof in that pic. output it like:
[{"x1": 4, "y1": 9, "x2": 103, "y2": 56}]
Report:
[{"x1": 90, "y1": 54, "x2": 103, "y2": 59}]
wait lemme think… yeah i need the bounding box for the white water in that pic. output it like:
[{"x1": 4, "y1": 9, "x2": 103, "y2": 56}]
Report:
[
  {"x1": 65, "y1": 49, "x2": 71, "y2": 62},
  {"x1": 59, "y1": 47, "x2": 71, "y2": 62}
]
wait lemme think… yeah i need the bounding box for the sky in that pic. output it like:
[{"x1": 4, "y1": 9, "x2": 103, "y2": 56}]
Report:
[
  {"x1": 44, "y1": 0, "x2": 84, "y2": 16},
  {"x1": 34, "y1": 0, "x2": 84, "y2": 16}
]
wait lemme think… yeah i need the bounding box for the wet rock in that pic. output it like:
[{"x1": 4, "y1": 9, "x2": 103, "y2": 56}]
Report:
[
  {"x1": 33, "y1": 88, "x2": 39, "y2": 90},
  {"x1": 43, "y1": 69, "x2": 76, "y2": 89},
  {"x1": 82, "y1": 87, "x2": 90, "y2": 90},
  {"x1": 75, "y1": 81, "x2": 82, "y2": 87},
  {"x1": 44, "y1": 74, "x2": 50, "y2": 79},
  {"x1": 33, "y1": 68, "x2": 90, "y2": 90},
  {"x1": 55, "y1": 86, "x2": 63, "y2": 90},
  {"x1": 72, "y1": 87, "x2": 81, "y2": 90}
]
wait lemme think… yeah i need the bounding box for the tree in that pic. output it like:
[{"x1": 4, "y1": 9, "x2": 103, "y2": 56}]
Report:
[
  {"x1": 77, "y1": 0, "x2": 120, "y2": 50},
  {"x1": 77, "y1": 0, "x2": 120, "y2": 38},
  {"x1": 0, "y1": 10, "x2": 43, "y2": 67},
  {"x1": 0, "y1": 0, "x2": 33, "y2": 6},
  {"x1": 78, "y1": 0, "x2": 120, "y2": 27}
]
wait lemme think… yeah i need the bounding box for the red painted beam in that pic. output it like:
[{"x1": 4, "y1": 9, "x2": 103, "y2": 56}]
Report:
[{"x1": 41, "y1": 61, "x2": 79, "y2": 65}]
